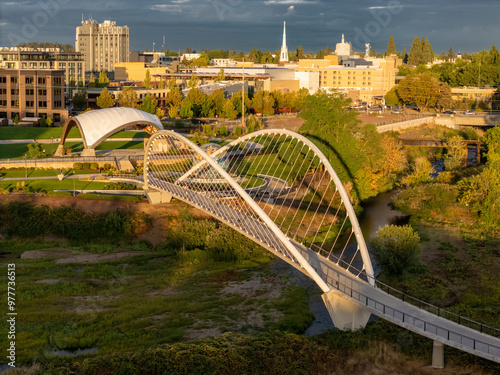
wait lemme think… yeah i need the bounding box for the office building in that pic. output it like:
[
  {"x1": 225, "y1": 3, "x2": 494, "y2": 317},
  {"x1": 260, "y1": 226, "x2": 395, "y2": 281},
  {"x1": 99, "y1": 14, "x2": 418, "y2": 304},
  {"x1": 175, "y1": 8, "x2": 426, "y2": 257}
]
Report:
[
  {"x1": 0, "y1": 47, "x2": 85, "y2": 89},
  {"x1": 0, "y1": 69, "x2": 68, "y2": 122},
  {"x1": 76, "y1": 19, "x2": 129, "y2": 73}
]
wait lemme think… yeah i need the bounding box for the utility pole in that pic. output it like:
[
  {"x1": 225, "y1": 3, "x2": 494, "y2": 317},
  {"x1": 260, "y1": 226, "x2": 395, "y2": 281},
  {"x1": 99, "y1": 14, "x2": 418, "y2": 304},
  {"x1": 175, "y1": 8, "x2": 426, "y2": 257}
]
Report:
[{"x1": 242, "y1": 59, "x2": 245, "y2": 127}]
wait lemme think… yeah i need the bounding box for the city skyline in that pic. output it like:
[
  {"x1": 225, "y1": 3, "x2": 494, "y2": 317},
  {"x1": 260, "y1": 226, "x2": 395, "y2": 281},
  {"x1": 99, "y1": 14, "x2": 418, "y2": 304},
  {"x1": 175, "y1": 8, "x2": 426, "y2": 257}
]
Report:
[{"x1": 0, "y1": 0, "x2": 499, "y2": 54}]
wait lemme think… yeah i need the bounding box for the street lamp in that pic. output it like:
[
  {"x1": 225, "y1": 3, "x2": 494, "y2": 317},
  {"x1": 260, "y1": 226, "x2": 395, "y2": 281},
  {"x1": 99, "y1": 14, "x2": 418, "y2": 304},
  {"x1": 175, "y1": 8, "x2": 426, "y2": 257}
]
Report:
[
  {"x1": 24, "y1": 154, "x2": 27, "y2": 178},
  {"x1": 73, "y1": 170, "x2": 76, "y2": 196},
  {"x1": 51, "y1": 137, "x2": 53, "y2": 156}
]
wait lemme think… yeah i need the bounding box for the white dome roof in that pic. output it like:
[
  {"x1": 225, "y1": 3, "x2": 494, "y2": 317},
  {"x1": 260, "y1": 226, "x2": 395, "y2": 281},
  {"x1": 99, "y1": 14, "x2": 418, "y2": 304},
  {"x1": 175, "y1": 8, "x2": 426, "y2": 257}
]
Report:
[{"x1": 75, "y1": 107, "x2": 163, "y2": 148}]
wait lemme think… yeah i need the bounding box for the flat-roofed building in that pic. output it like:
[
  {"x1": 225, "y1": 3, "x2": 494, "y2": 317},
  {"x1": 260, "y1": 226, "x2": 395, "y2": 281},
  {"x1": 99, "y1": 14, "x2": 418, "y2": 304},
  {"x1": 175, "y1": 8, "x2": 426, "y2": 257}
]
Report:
[
  {"x1": 295, "y1": 56, "x2": 396, "y2": 103},
  {"x1": 0, "y1": 47, "x2": 85, "y2": 90},
  {"x1": 0, "y1": 69, "x2": 68, "y2": 122},
  {"x1": 114, "y1": 62, "x2": 177, "y2": 82},
  {"x1": 76, "y1": 19, "x2": 129, "y2": 73},
  {"x1": 451, "y1": 87, "x2": 497, "y2": 107}
]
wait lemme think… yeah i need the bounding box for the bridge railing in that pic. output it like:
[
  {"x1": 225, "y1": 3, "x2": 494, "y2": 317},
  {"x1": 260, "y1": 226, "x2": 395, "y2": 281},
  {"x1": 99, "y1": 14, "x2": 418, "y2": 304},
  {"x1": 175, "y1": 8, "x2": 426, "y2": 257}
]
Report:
[
  {"x1": 292, "y1": 234, "x2": 500, "y2": 339},
  {"x1": 317, "y1": 268, "x2": 500, "y2": 358}
]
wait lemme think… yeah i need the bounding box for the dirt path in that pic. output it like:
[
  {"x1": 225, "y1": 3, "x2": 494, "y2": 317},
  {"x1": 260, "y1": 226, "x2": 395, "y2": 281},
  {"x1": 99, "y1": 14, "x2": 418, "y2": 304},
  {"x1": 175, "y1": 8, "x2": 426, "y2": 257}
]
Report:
[{"x1": 0, "y1": 194, "x2": 209, "y2": 245}]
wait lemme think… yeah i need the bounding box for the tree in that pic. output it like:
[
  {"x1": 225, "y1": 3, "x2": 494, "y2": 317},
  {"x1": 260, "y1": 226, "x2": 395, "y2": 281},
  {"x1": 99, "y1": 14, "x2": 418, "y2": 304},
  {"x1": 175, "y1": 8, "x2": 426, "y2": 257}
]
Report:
[
  {"x1": 222, "y1": 99, "x2": 236, "y2": 119},
  {"x1": 401, "y1": 157, "x2": 435, "y2": 186},
  {"x1": 408, "y1": 36, "x2": 423, "y2": 66},
  {"x1": 297, "y1": 46, "x2": 305, "y2": 59},
  {"x1": 168, "y1": 78, "x2": 177, "y2": 91},
  {"x1": 397, "y1": 73, "x2": 450, "y2": 112},
  {"x1": 156, "y1": 108, "x2": 165, "y2": 119},
  {"x1": 422, "y1": 37, "x2": 434, "y2": 64},
  {"x1": 97, "y1": 70, "x2": 109, "y2": 88},
  {"x1": 370, "y1": 225, "x2": 421, "y2": 276},
  {"x1": 384, "y1": 87, "x2": 400, "y2": 106},
  {"x1": 401, "y1": 48, "x2": 408, "y2": 64},
  {"x1": 209, "y1": 89, "x2": 226, "y2": 117},
  {"x1": 187, "y1": 73, "x2": 199, "y2": 88},
  {"x1": 96, "y1": 88, "x2": 115, "y2": 109},
  {"x1": 27, "y1": 142, "x2": 44, "y2": 158},
  {"x1": 118, "y1": 87, "x2": 138, "y2": 108},
  {"x1": 251, "y1": 90, "x2": 274, "y2": 116},
  {"x1": 447, "y1": 46, "x2": 455, "y2": 62},
  {"x1": 137, "y1": 94, "x2": 158, "y2": 114},
  {"x1": 13, "y1": 114, "x2": 20, "y2": 125},
  {"x1": 219, "y1": 123, "x2": 228, "y2": 137},
  {"x1": 444, "y1": 136, "x2": 467, "y2": 171},
  {"x1": 215, "y1": 69, "x2": 225, "y2": 82},
  {"x1": 380, "y1": 135, "x2": 407, "y2": 175},
  {"x1": 72, "y1": 89, "x2": 88, "y2": 110},
  {"x1": 88, "y1": 72, "x2": 96, "y2": 88},
  {"x1": 179, "y1": 100, "x2": 194, "y2": 118},
  {"x1": 386, "y1": 35, "x2": 396, "y2": 55},
  {"x1": 143, "y1": 69, "x2": 151, "y2": 88},
  {"x1": 166, "y1": 87, "x2": 182, "y2": 117},
  {"x1": 46, "y1": 117, "x2": 53, "y2": 127}
]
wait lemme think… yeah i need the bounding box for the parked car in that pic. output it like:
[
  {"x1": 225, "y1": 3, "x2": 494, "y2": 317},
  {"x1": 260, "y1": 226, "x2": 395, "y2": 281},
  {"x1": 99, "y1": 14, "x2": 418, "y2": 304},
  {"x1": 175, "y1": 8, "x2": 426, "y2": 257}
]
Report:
[
  {"x1": 464, "y1": 110, "x2": 476, "y2": 115},
  {"x1": 391, "y1": 109, "x2": 402, "y2": 114},
  {"x1": 443, "y1": 110, "x2": 455, "y2": 114}
]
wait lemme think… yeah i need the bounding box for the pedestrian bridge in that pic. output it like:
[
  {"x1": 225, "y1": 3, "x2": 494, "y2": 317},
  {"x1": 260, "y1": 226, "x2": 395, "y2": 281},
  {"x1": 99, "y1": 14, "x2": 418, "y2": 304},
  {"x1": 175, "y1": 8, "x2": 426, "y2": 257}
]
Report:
[{"x1": 142, "y1": 129, "x2": 500, "y2": 365}]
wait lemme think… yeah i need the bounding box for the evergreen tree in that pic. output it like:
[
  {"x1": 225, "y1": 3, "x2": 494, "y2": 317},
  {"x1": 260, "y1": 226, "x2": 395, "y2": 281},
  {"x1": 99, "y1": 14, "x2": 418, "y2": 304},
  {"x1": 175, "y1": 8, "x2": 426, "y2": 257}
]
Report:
[
  {"x1": 447, "y1": 46, "x2": 455, "y2": 62},
  {"x1": 386, "y1": 35, "x2": 396, "y2": 55},
  {"x1": 422, "y1": 37, "x2": 434, "y2": 64},
  {"x1": 297, "y1": 46, "x2": 305, "y2": 59},
  {"x1": 72, "y1": 89, "x2": 88, "y2": 110},
  {"x1": 97, "y1": 70, "x2": 109, "y2": 88},
  {"x1": 143, "y1": 69, "x2": 151, "y2": 89},
  {"x1": 88, "y1": 72, "x2": 96, "y2": 89},
  {"x1": 402, "y1": 48, "x2": 408, "y2": 64},
  {"x1": 408, "y1": 36, "x2": 423, "y2": 66}
]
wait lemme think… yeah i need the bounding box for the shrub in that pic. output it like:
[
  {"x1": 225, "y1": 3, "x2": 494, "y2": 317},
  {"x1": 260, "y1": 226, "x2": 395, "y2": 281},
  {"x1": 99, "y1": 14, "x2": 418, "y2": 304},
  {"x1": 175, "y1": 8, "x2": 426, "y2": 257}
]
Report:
[
  {"x1": 81, "y1": 162, "x2": 90, "y2": 169},
  {"x1": 103, "y1": 163, "x2": 112, "y2": 170},
  {"x1": 90, "y1": 163, "x2": 99, "y2": 170},
  {"x1": 370, "y1": 225, "x2": 421, "y2": 277},
  {"x1": 73, "y1": 163, "x2": 83, "y2": 170}
]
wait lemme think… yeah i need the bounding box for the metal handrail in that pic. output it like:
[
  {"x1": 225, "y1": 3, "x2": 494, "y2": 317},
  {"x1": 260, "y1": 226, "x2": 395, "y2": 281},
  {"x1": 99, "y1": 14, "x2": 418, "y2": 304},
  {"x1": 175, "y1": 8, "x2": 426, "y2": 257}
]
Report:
[{"x1": 318, "y1": 268, "x2": 500, "y2": 356}]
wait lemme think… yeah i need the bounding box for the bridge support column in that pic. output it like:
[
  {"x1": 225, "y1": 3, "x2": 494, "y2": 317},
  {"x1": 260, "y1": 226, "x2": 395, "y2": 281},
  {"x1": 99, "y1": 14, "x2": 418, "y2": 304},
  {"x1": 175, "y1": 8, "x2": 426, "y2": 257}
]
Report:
[
  {"x1": 54, "y1": 144, "x2": 65, "y2": 157},
  {"x1": 145, "y1": 190, "x2": 172, "y2": 204},
  {"x1": 321, "y1": 290, "x2": 371, "y2": 331},
  {"x1": 81, "y1": 148, "x2": 96, "y2": 157},
  {"x1": 432, "y1": 341, "x2": 444, "y2": 368}
]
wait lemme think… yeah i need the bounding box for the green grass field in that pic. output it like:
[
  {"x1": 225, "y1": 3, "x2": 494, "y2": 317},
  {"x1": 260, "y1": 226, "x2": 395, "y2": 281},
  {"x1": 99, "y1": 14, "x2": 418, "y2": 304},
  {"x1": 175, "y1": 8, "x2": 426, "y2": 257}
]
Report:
[
  {"x1": 0, "y1": 141, "x2": 145, "y2": 159},
  {"x1": 0, "y1": 127, "x2": 149, "y2": 141},
  {"x1": 0, "y1": 179, "x2": 109, "y2": 192}
]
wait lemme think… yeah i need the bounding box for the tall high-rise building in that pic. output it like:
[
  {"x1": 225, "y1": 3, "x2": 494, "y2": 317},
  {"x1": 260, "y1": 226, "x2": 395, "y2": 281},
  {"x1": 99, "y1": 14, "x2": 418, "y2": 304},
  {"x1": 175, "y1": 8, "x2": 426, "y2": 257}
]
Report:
[
  {"x1": 76, "y1": 19, "x2": 129, "y2": 73},
  {"x1": 280, "y1": 21, "x2": 289, "y2": 63}
]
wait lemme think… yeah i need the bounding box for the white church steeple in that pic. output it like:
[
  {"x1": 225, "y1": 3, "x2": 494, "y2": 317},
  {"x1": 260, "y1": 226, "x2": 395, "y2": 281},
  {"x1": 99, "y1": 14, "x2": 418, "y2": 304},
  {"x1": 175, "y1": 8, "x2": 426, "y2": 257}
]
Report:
[{"x1": 280, "y1": 21, "x2": 289, "y2": 63}]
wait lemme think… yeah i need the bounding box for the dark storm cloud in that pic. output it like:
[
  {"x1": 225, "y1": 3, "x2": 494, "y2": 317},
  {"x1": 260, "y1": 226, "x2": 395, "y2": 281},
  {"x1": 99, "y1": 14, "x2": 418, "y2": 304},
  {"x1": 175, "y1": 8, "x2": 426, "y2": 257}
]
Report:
[{"x1": 0, "y1": 0, "x2": 498, "y2": 54}]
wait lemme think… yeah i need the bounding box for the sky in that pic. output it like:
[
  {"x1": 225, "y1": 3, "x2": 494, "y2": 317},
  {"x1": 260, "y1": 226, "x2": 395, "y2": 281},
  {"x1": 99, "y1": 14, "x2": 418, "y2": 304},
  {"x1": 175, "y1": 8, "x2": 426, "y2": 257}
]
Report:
[{"x1": 0, "y1": 0, "x2": 499, "y2": 55}]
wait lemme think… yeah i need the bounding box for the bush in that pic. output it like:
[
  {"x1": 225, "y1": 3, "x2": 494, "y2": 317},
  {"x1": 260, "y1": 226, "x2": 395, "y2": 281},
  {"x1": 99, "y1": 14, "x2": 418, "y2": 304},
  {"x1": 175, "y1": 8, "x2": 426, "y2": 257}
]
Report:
[
  {"x1": 370, "y1": 225, "x2": 421, "y2": 277},
  {"x1": 90, "y1": 163, "x2": 99, "y2": 170},
  {"x1": 81, "y1": 162, "x2": 91, "y2": 169},
  {"x1": 73, "y1": 163, "x2": 83, "y2": 170},
  {"x1": 103, "y1": 163, "x2": 112, "y2": 170}
]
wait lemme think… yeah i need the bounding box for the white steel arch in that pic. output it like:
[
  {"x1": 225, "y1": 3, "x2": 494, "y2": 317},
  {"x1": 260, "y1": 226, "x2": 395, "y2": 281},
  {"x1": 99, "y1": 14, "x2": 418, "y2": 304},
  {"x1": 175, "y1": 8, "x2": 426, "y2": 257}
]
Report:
[{"x1": 143, "y1": 129, "x2": 375, "y2": 289}]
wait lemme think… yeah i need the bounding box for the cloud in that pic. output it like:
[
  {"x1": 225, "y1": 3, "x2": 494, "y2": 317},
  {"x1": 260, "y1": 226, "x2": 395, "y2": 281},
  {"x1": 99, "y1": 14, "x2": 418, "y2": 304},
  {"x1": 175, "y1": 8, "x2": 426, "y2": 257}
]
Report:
[
  {"x1": 150, "y1": 4, "x2": 183, "y2": 13},
  {"x1": 0, "y1": 22, "x2": 7, "y2": 27},
  {"x1": 286, "y1": 5, "x2": 295, "y2": 13}
]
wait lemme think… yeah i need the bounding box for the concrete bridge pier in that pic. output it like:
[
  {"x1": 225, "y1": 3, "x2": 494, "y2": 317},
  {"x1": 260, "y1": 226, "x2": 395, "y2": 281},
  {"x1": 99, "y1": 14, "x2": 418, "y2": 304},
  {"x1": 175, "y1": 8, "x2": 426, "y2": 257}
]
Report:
[
  {"x1": 145, "y1": 190, "x2": 173, "y2": 204},
  {"x1": 432, "y1": 341, "x2": 445, "y2": 368},
  {"x1": 322, "y1": 289, "x2": 371, "y2": 331}
]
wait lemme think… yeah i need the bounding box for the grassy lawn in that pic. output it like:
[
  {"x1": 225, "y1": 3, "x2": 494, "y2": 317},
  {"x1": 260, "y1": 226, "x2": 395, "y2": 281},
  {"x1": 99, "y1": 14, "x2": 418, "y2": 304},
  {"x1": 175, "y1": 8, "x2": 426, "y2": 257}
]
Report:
[
  {"x1": 0, "y1": 169, "x2": 98, "y2": 178},
  {"x1": 0, "y1": 140, "x2": 144, "y2": 159},
  {"x1": 0, "y1": 179, "x2": 109, "y2": 192},
  {"x1": 0, "y1": 127, "x2": 81, "y2": 140},
  {"x1": 0, "y1": 127, "x2": 149, "y2": 141}
]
